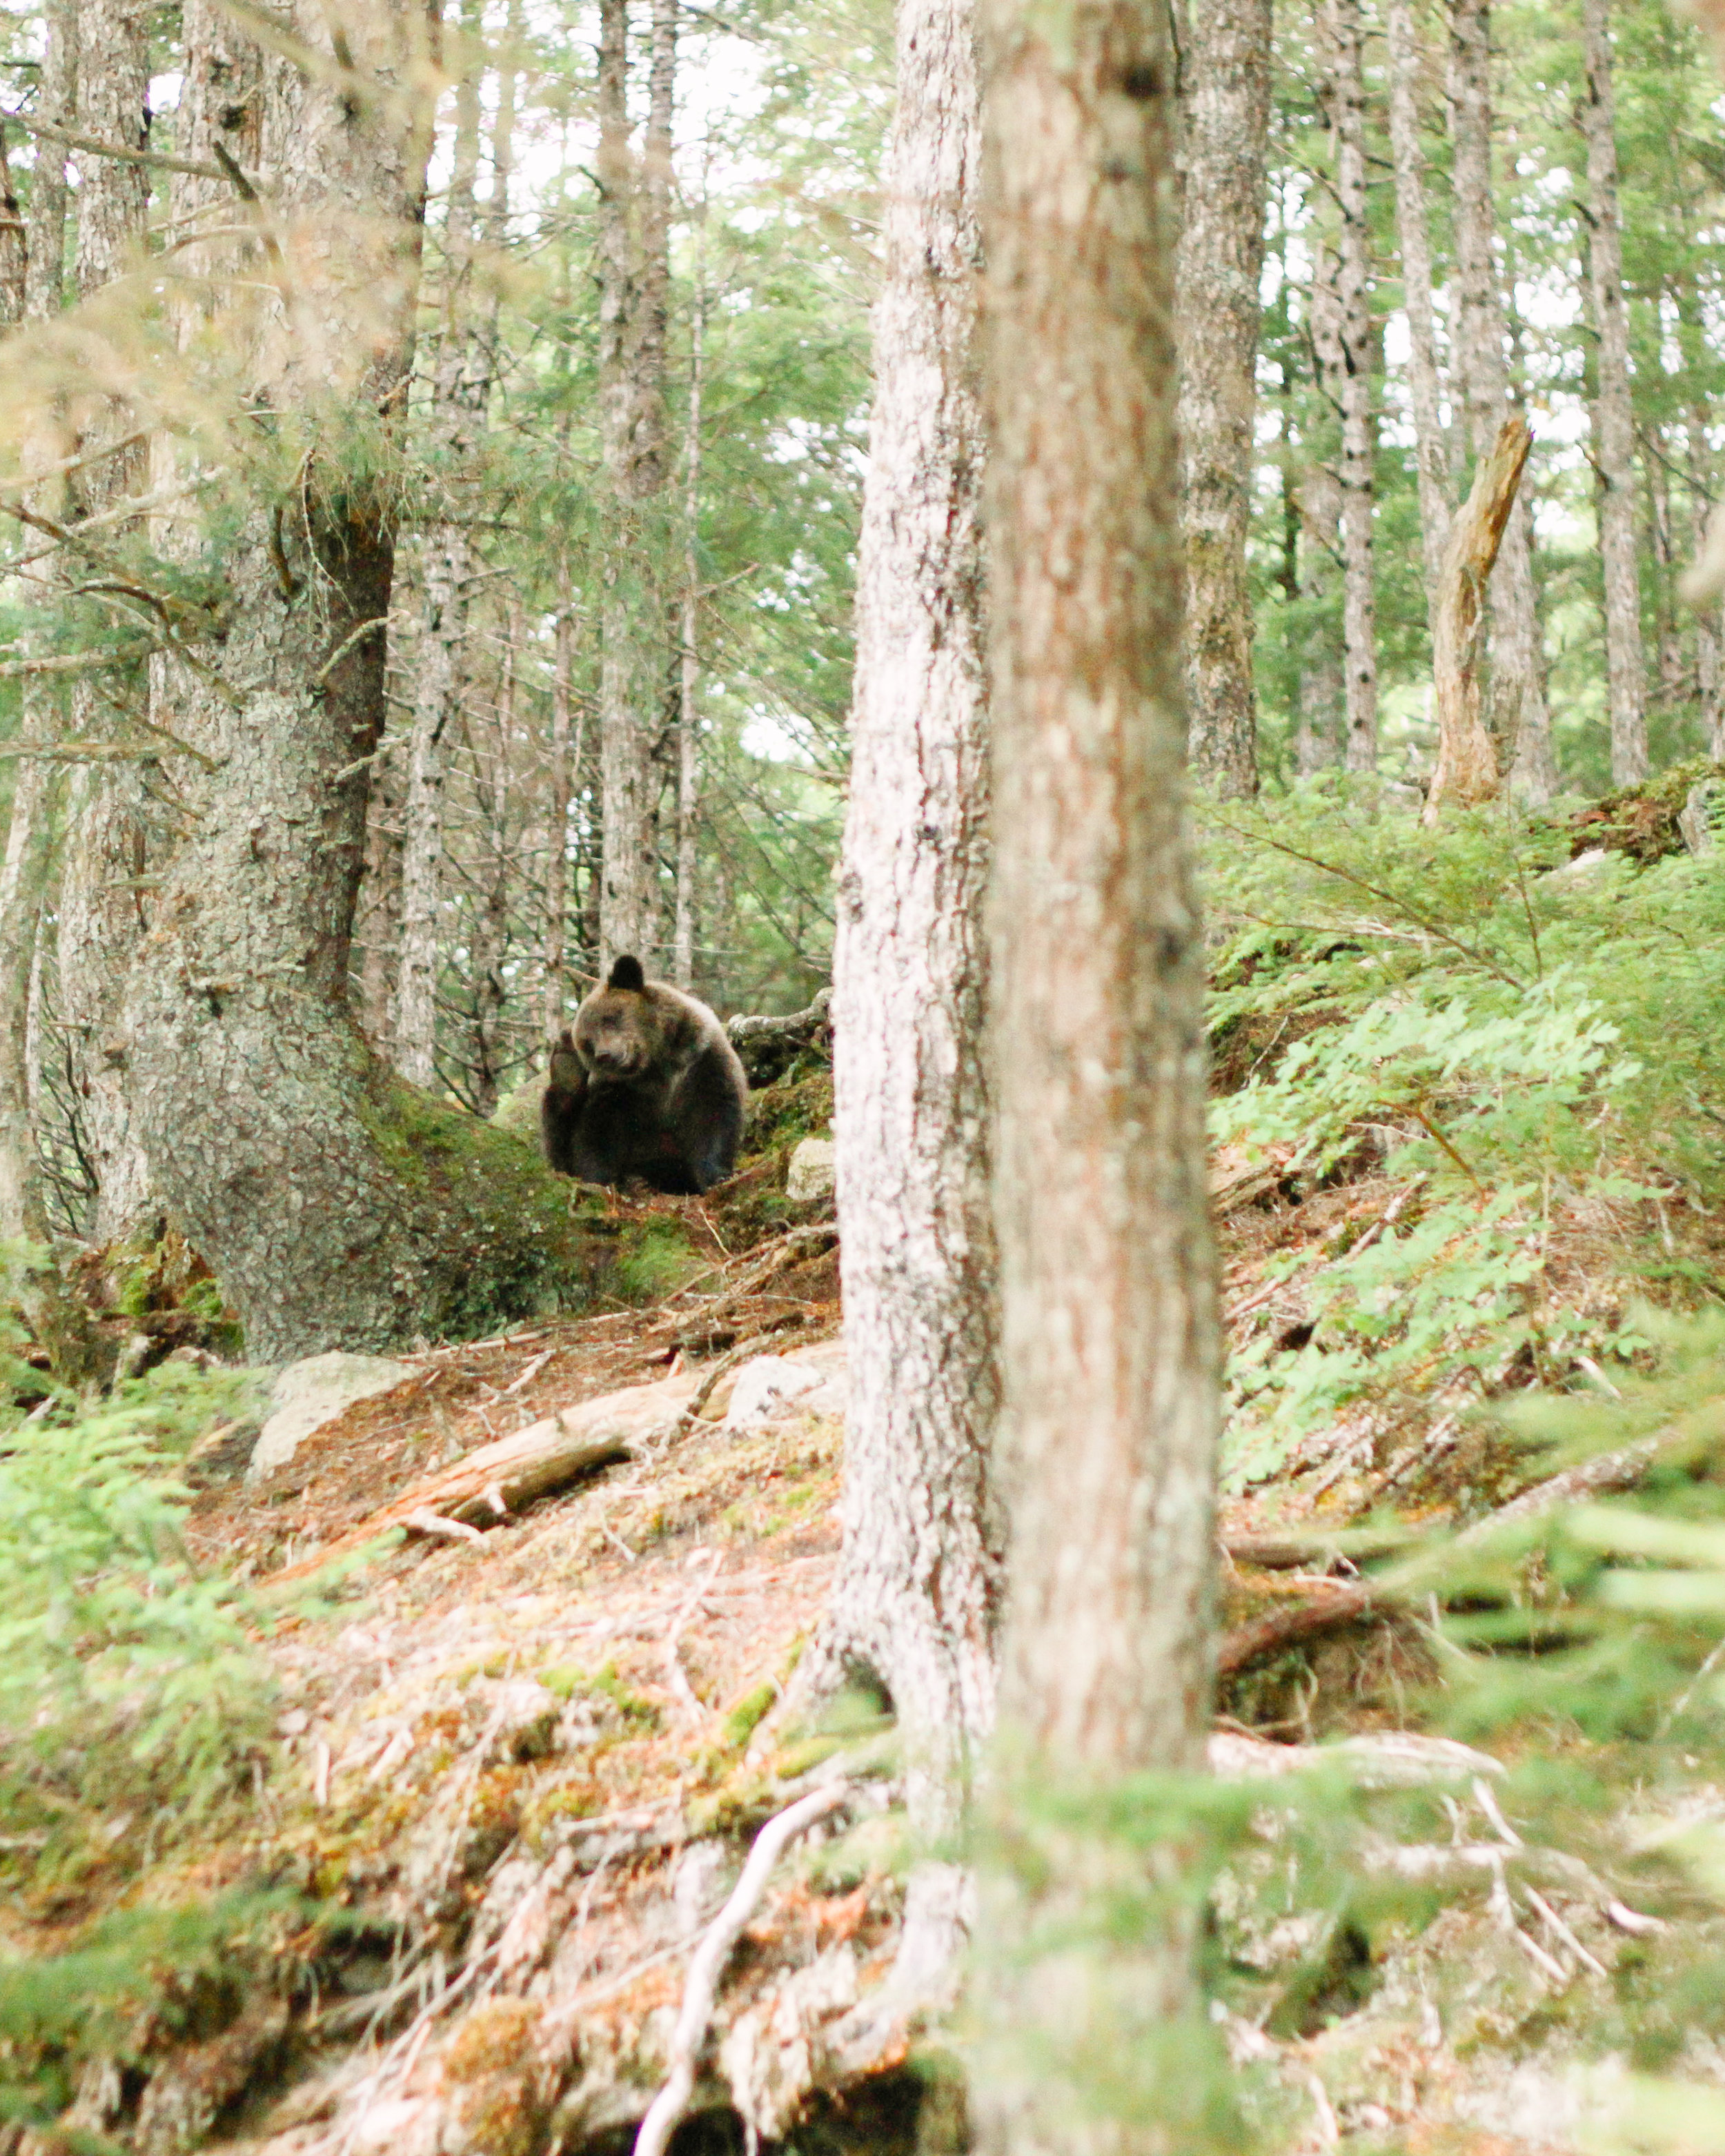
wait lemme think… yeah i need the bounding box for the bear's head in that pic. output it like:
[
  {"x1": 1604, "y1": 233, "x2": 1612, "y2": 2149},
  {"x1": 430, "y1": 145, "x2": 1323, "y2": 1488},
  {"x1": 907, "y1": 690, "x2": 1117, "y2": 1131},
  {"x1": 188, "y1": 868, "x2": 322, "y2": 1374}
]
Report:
[{"x1": 573, "y1": 955, "x2": 669, "y2": 1078}]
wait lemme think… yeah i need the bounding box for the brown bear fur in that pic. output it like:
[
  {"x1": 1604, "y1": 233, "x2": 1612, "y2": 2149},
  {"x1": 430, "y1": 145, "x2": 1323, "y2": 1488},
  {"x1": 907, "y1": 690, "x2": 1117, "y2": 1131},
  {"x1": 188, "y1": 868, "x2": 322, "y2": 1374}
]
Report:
[{"x1": 540, "y1": 955, "x2": 749, "y2": 1195}]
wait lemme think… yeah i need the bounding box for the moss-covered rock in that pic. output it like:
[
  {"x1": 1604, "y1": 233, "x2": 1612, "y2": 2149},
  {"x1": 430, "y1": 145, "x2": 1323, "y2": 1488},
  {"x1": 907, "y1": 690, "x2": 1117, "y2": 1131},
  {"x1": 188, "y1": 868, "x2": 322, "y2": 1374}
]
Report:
[{"x1": 1564, "y1": 758, "x2": 1725, "y2": 865}]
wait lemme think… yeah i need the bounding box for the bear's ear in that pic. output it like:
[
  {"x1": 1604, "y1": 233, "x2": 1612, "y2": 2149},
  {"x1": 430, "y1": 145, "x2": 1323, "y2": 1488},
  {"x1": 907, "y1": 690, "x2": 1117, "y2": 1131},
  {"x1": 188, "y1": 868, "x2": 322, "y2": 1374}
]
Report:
[{"x1": 607, "y1": 955, "x2": 647, "y2": 992}]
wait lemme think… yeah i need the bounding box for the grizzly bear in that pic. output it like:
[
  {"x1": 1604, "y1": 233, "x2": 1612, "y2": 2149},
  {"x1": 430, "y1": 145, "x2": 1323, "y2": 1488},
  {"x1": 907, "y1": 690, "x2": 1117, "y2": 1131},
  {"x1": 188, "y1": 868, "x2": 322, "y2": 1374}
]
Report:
[{"x1": 540, "y1": 956, "x2": 748, "y2": 1195}]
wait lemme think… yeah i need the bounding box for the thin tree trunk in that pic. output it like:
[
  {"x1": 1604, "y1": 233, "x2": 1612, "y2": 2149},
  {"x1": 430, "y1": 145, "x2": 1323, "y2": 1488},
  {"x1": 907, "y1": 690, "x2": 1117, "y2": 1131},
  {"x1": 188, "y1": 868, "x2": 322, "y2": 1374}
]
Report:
[
  {"x1": 814, "y1": 0, "x2": 1000, "y2": 1834},
  {"x1": 973, "y1": 0, "x2": 1221, "y2": 2141},
  {"x1": 53, "y1": 0, "x2": 155, "y2": 1240},
  {"x1": 1688, "y1": 419, "x2": 1724, "y2": 760},
  {"x1": 355, "y1": 735, "x2": 405, "y2": 1051},
  {"x1": 1581, "y1": 0, "x2": 1648, "y2": 785},
  {"x1": 117, "y1": 1, "x2": 588, "y2": 1361},
  {"x1": 544, "y1": 552, "x2": 576, "y2": 1037},
  {"x1": 1448, "y1": 0, "x2": 1557, "y2": 800},
  {"x1": 1303, "y1": 241, "x2": 1348, "y2": 773},
  {"x1": 468, "y1": 606, "x2": 516, "y2": 1118},
  {"x1": 1297, "y1": 460, "x2": 1344, "y2": 774},
  {"x1": 22, "y1": 0, "x2": 75, "y2": 322},
  {"x1": 595, "y1": 0, "x2": 676, "y2": 967},
  {"x1": 1385, "y1": 0, "x2": 1452, "y2": 609},
  {"x1": 0, "y1": 126, "x2": 25, "y2": 322},
  {"x1": 1425, "y1": 415, "x2": 1529, "y2": 820},
  {"x1": 0, "y1": 3, "x2": 77, "y2": 1240},
  {"x1": 395, "y1": 0, "x2": 486, "y2": 1087},
  {"x1": 672, "y1": 192, "x2": 708, "y2": 992},
  {"x1": 1326, "y1": 0, "x2": 1378, "y2": 773},
  {"x1": 0, "y1": 755, "x2": 56, "y2": 1243},
  {"x1": 1176, "y1": 0, "x2": 1270, "y2": 798}
]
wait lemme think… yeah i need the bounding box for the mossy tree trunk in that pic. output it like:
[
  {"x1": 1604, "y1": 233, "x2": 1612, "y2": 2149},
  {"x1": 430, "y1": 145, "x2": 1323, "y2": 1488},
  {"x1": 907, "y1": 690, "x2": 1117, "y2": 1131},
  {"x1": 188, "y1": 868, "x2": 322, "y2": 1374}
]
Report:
[{"x1": 115, "y1": 1, "x2": 591, "y2": 1362}]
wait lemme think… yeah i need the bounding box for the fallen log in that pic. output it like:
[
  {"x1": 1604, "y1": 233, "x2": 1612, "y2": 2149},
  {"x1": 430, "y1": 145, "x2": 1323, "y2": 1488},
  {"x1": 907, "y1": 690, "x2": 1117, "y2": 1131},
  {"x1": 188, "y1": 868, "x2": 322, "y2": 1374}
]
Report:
[
  {"x1": 1219, "y1": 1430, "x2": 1688, "y2": 1672},
  {"x1": 728, "y1": 989, "x2": 833, "y2": 1085},
  {"x1": 1216, "y1": 1585, "x2": 1379, "y2": 1675},
  {"x1": 1222, "y1": 1531, "x2": 1404, "y2": 1572},
  {"x1": 266, "y1": 1367, "x2": 707, "y2": 1588}
]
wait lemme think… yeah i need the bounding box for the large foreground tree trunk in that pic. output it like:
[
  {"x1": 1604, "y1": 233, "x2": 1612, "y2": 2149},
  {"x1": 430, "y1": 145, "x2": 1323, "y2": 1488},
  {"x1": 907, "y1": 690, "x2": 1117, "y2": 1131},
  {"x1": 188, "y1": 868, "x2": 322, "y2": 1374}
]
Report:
[
  {"x1": 818, "y1": 0, "x2": 1000, "y2": 1832},
  {"x1": 1581, "y1": 0, "x2": 1648, "y2": 787},
  {"x1": 973, "y1": 0, "x2": 1221, "y2": 2144},
  {"x1": 1175, "y1": 0, "x2": 1271, "y2": 798},
  {"x1": 117, "y1": 1, "x2": 590, "y2": 1361}
]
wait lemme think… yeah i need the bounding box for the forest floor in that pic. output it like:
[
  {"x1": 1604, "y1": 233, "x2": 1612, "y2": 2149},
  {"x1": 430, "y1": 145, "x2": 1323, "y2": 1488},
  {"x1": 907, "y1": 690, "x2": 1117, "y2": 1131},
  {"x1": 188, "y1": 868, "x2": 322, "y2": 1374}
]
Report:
[{"x1": 10, "y1": 1044, "x2": 1724, "y2": 2156}]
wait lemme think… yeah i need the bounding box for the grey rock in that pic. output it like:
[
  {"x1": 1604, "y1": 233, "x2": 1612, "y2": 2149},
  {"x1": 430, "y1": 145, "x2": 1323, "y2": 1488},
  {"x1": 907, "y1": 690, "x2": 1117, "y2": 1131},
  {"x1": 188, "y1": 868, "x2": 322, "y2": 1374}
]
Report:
[
  {"x1": 724, "y1": 1356, "x2": 825, "y2": 1430},
  {"x1": 246, "y1": 1350, "x2": 415, "y2": 1484},
  {"x1": 785, "y1": 1135, "x2": 836, "y2": 1203}
]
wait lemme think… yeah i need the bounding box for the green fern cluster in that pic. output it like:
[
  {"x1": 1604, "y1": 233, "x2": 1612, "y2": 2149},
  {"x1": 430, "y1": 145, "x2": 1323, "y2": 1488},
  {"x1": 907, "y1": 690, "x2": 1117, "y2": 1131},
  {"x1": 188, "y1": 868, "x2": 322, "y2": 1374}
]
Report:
[
  {"x1": 1201, "y1": 785, "x2": 1725, "y2": 1488},
  {"x1": 0, "y1": 1278, "x2": 277, "y2": 1878}
]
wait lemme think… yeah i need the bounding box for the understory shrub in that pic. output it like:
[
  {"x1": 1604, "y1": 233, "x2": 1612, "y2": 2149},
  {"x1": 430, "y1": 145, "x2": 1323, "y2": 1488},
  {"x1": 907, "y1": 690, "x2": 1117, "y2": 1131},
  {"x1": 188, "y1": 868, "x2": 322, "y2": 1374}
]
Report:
[{"x1": 0, "y1": 1275, "x2": 277, "y2": 1866}]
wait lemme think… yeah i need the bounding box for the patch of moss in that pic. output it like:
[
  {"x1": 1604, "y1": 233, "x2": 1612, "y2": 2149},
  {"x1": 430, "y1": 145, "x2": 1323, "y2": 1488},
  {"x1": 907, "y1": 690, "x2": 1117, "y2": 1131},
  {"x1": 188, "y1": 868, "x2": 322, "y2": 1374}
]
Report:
[
  {"x1": 356, "y1": 1073, "x2": 610, "y2": 1343},
  {"x1": 722, "y1": 1683, "x2": 778, "y2": 1750},
  {"x1": 745, "y1": 1069, "x2": 836, "y2": 1154},
  {"x1": 612, "y1": 1216, "x2": 702, "y2": 1303},
  {"x1": 530, "y1": 1661, "x2": 660, "y2": 1734}
]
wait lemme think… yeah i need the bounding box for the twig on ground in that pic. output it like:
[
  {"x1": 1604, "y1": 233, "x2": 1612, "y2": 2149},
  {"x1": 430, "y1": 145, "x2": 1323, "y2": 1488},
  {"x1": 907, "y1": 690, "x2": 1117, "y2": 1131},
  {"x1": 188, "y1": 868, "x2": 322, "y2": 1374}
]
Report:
[
  {"x1": 402, "y1": 1510, "x2": 485, "y2": 1545},
  {"x1": 662, "y1": 1552, "x2": 722, "y2": 1726},
  {"x1": 633, "y1": 1782, "x2": 848, "y2": 2156}
]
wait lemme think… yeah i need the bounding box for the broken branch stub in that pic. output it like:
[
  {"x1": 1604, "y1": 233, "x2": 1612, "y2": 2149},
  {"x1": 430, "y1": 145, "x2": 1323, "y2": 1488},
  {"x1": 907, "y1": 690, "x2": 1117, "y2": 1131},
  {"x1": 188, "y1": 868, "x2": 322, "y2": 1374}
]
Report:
[{"x1": 1423, "y1": 415, "x2": 1532, "y2": 823}]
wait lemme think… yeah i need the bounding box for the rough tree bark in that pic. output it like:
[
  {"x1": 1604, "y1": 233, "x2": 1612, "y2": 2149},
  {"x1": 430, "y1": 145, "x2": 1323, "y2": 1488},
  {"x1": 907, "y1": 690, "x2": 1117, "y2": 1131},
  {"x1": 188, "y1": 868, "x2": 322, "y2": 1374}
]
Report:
[
  {"x1": 595, "y1": 0, "x2": 677, "y2": 967},
  {"x1": 395, "y1": 0, "x2": 490, "y2": 1087},
  {"x1": 1325, "y1": 0, "x2": 1379, "y2": 774},
  {"x1": 115, "y1": 0, "x2": 591, "y2": 1361},
  {"x1": 1174, "y1": 0, "x2": 1270, "y2": 798},
  {"x1": 1448, "y1": 0, "x2": 1557, "y2": 800},
  {"x1": 972, "y1": 0, "x2": 1221, "y2": 2143},
  {"x1": 50, "y1": 0, "x2": 157, "y2": 1240},
  {"x1": 1425, "y1": 415, "x2": 1530, "y2": 820},
  {"x1": 1580, "y1": 0, "x2": 1648, "y2": 786},
  {"x1": 1385, "y1": 0, "x2": 1452, "y2": 611},
  {"x1": 815, "y1": 0, "x2": 1000, "y2": 1830}
]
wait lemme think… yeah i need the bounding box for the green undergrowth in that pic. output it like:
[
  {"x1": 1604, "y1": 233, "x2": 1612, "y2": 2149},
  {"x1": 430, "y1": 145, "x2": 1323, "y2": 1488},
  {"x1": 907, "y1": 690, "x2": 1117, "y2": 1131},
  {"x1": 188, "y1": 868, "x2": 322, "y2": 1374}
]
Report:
[
  {"x1": 0, "y1": 1890, "x2": 310, "y2": 2144},
  {"x1": 1200, "y1": 781, "x2": 1725, "y2": 1492},
  {"x1": 974, "y1": 1321, "x2": 1725, "y2": 2153},
  {"x1": 0, "y1": 1284, "x2": 297, "y2": 1896}
]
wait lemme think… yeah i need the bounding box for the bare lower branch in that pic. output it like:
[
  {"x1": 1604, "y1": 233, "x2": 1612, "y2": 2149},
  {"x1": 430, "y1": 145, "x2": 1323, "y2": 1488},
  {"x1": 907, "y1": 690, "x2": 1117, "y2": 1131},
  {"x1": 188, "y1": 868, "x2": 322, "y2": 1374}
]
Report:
[{"x1": 0, "y1": 106, "x2": 261, "y2": 186}]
